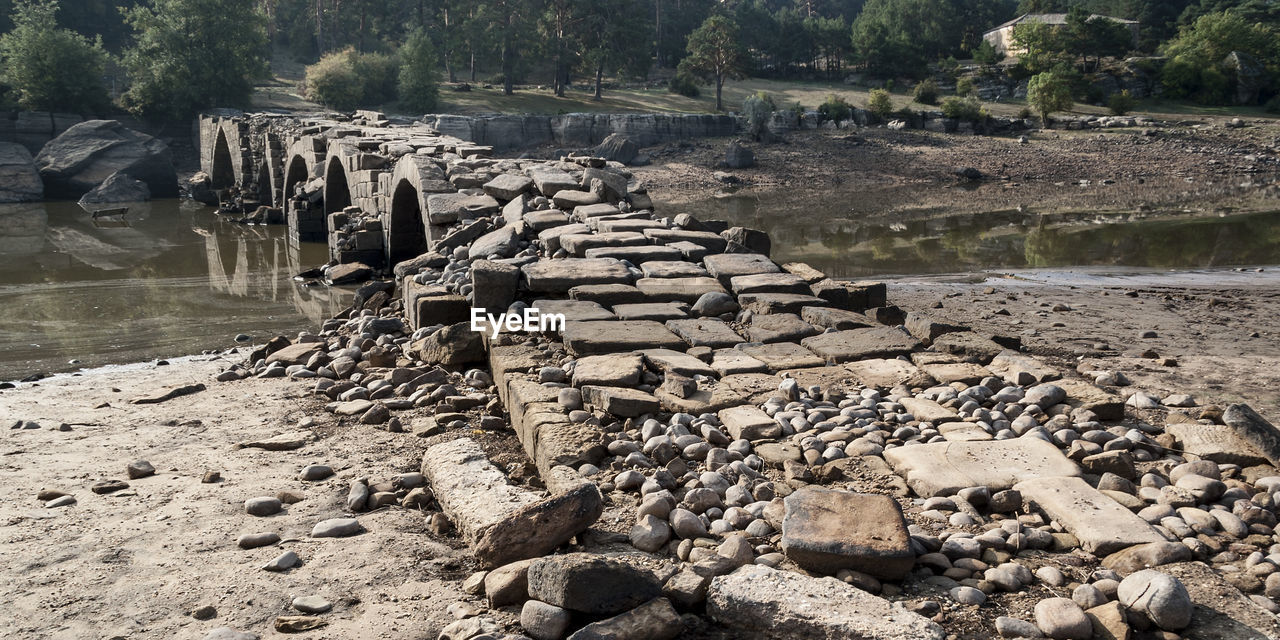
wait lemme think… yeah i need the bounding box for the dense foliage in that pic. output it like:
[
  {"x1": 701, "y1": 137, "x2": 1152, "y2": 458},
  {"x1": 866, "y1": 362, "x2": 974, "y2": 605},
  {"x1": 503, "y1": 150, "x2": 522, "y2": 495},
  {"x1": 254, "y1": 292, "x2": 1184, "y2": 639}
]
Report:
[
  {"x1": 1027, "y1": 70, "x2": 1073, "y2": 124},
  {"x1": 0, "y1": 0, "x2": 110, "y2": 112},
  {"x1": 120, "y1": 0, "x2": 268, "y2": 118},
  {"x1": 398, "y1": 29, "x2": 438, "y2": 113},
  {"x1": 305, "y1": 47, "x2": 397, "y2": 111},
  {"x1": 678, "y1": 15, "x2": 747, "y2": 111}
]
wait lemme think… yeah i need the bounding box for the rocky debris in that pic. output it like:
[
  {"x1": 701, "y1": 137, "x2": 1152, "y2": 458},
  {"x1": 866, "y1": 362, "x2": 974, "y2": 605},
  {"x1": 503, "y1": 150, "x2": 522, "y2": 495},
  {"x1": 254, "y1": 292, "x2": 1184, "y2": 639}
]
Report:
[
  {"x1": 78, "y1": 171, "x2": 151, "y2": 205},
  {"x1": 0, "y1": 141, "x2": 44, "y2": 202},
  {"x1": 708, "y1": 565, "x2": 945, "y2": 639},
  {"x1": 35, "y1": 120, "x2": 178, "y2": 198},
  {"x1": 724, "y1": 142, "x2": 754, "y2": 169}
]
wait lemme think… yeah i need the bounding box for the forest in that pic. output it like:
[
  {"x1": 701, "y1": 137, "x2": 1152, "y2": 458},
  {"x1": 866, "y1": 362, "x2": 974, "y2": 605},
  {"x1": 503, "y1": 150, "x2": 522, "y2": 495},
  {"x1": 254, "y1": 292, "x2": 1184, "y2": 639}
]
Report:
[{"x1": 0, "y1": 0, "x2": 1275, "y2": 120}]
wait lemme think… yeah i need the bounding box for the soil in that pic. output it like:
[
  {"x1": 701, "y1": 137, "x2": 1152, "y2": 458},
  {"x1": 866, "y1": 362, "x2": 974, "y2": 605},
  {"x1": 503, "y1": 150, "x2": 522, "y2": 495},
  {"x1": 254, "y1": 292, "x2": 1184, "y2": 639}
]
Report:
[
  {"x1": 2, "y1": 120, "x2": 1280, "y2": 639},
  {"x1": 635, "y1": 119, "x2": 1280, "y2": 215}
]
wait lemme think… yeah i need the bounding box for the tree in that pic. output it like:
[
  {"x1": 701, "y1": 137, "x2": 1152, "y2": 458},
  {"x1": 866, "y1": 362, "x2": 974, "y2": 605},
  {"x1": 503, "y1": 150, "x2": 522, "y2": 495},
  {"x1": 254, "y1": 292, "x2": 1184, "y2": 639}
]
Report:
[
  {"x1": 580, "y1": 0, "x2": 651, "y2": 100},
  {"x1": 121, "y1": 0, "x2": 268, "y2": 119},
  {"x1": 398, "y1": 28, "x2": 438, "y2": 112},
  {"x1": 1012, "y1": 18, "x2": 1067, "y2": 74},
  {"x1": 679, "y1": 14, "x2": 746, "y2": 111},
  {"x1": 539, "y1": 0, "x2": 587, "y2": 97},
  {"x1": 475, "y1": 0, "x2": 534, "y2": 95},
  {"x1": 1026, "y1": 71, "x2": 1073, "y2": 126},
  {"x1": 1161, "y1": 10, "x2": 1279, "y2": 104},
  {"x1": 0, "y1": 0, "x2": 110, "y2": 113},
  {"x1": 851, "y1": 0, "x2": 1016, "y2": 78}
]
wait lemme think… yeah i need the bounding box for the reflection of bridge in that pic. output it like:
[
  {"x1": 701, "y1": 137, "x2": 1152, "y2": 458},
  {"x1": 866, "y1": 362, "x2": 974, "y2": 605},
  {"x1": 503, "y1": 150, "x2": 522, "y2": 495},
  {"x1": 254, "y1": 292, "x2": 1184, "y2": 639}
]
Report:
[
  {"x1": 199, "y1": 111, "x2": 496, "y2": 269},
  {"x1": 199, "y1": 223, "x2": 349, "y2": 326}
]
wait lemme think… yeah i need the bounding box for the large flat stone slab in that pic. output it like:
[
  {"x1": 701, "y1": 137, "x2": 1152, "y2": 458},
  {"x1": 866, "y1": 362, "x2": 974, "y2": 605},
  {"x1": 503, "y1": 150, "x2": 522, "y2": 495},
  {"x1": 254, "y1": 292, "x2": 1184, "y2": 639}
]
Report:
[
  {"x1": 584, "y1": 245, "x2": 684, "y2": 263},
  {"x1": 931, "y1": 332, "x2": 1005, "y2": 363},
  {"x1": 612, "y1": 302, "x2": 688, "y2": 322},
  {"x1": 421, "y1": 438, "x2": 602, "y2": 568},
  {"x1": 778, "y1": 366, "x2": 861, "y2": 394},
  {"x1": 710, "y1": 349, "x2": 769, "y2": 375},
  {"x1": 800, "y1": 326, "x2": 922, "y2": 364},
  {"x1": 562, "y1": 320, "x2": 686, "y2": 356},
  {"x1": 883, "y1": 438, "x2": 1083, "y2": 497},
  {"x1": 736, "y1": 342, "x2": 824, "y2": 371},
  {"x1": 666, "y1": 318, "x2": 745, "y2": 349},
  {"x1": 703, "y1": 253, "x2": 781, "y2": 287},
  {"x1": 1056, "y1": 379, "x2": 1125, "y2": 420},
  {"x1": 426, "y1": 192, "x2": 499, "y2": 224},
  {"x1": 573, "y1": 354, "x2": 644, "y2": 387},
  {"x1": 988, "y1": 350, "x2": 1060, "y2": 384},
  {"x1": 1165, "y1": 417, "x2": 1269, "y2": 467},
  {"x1": 581, "y1": 385, "x2": 660, "y2": 417},
  {"x1": 659, "y1": 373, "x2": 779, "y2": 414},
  {"x1": 482, "y1": 173, "x2": 533, "y2": 200},
  {"x1": 718, "y1": 405, "x2": 782, "y2": 441},
  {"x1": 737, "y1": 293, "x2": 827, "y2": 315},
  {"x1": 639, "y1": 348, "x2": 716, "y2": 378},
  {"x1": 641, "y1": 260, "x2": 708, "y2": 279},
  {"x1": 1015, "y1": 476, "x2": 1166, "y2": 555},
  {"x1": 801, "y1": 306, "x2": 871, "y2": 330},
  {"x1": 730, "y1": 272, "x2": 810, "y2": 295},
  {"x1": 569, "y1": 283, "x2": 648, "y2": 306},
  {"x1": 528, "y1": 167, "x2": 578, "y2": 197},
  {"x1": 531, "y1": 299, "x2": 615, "y2": 322},
  {"x1": 1222, "y1": 404, "x2": 1280, "y2": 467},
  {"x1": 537, "y1": 223, "x2": 591, "y2": 253},
  {"x1": 844, "y1": 359, "x2": 932, "y2": 390},
  {"x1": 744, "y1": 313, "x2": 819, "y2": 344},
  {"x1": 899, "y1": 397, "x2": 958, "y2": 423},
  {"x1": 522, "y1": 258, "x2": 633, "y2": 293},
  {"x1": 634, "y1": 277, "x2": 727, "y2": 303},
  {"x1": 920, "y1": 362, "x2": 991, "y2": 385},
  {"x1": 644, "y1": 228, "x2": 728, "y2": 253},
  {"x1": 560, "y1": 231, "x2": 647, "y2": 257},
  {"x1": 707, "y1": 565, "x2": 945, "y2": 640},
  {"x1": 781, "y1": 487, "x2": 914, "y2": 580}
]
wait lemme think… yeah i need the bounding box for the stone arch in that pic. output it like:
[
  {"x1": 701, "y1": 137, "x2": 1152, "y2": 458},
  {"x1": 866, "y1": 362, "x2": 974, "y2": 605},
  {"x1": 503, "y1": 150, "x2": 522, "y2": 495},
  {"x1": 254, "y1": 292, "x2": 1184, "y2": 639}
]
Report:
[
  {"x1": 210, "y1": 128, "x2": 236, "y2": 189},
  {"x1": 388, "y1": 179, "x2": 428, "y2": 267},
  {"x1": 282, "y1": 154, "x2": 311, "y2": 206},
  {"x1": 323, "y1": 154, "x2": 351, "y2": 216},
  {"x1": 385, "y1": 155, "x2": 439, "y2": 266},
  {"x1": 255, "y1": 162, "x2": 272, "y2": 205}
]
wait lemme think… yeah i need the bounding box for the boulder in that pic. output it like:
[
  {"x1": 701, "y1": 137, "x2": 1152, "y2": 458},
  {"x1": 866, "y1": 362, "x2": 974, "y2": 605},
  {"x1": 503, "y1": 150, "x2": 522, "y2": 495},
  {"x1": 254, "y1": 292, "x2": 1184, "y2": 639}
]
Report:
[
  {"x1": 527, "y1": 553, "x2": 661, "y2": 615},
  {"x1": 78, "y1": 171, "x2": 151, "y2": 205},
  {"x1": 724, "y1": 142, "x2": 754, "y2": 169},
  {"x1": 188, "y1": 171, "x2": 218, "y2": 205},
  {"x1": 0, "y1": 141, "x2": 43, "y2": 202},
  {"x1": 36, "y1": 120, "x2": 178, "y2": 198},
  {"x1": 594, "y1": 133, "x2": 639, "y2": 165}
]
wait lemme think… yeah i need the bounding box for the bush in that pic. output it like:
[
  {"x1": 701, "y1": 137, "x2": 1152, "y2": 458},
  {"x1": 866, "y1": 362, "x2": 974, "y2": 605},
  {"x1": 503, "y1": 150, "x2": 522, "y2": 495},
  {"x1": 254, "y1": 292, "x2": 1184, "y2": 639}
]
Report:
[
  {"x1": 398, "y1": 29, "x2": 439, "y2": 113},
  {"x1": 867, "y1": 89, "x2": 894, "y2": 118},
  {"x1": 0, "y1": 0, "x2": 111, "y2": 113},
  {"x1": 1027, "y1": 71, "x2": 1073, "y2": 126},
  {"x1": 743, "y1": 91, "x2": 775, "y2": 139},
  {"x1": 1018, "y1": 106, "x2": 1034, "y2": 120},
  {"x1": 1107, "y1": 90, "x2": 1136, "y2": 115},
  {"x1": 913, "y1": 79, "x2": 939, "y2": 105},
  {"x1": 955, "y1": 77, "x2": 975, "y2": 97},
  {"x1": 819, "y1": 93, "x2": 853, "y2": 123},
  {"x1": 940, "y1": 96, "x2": 984, "y2": 122},
  {"x1": 973, "y1": 39, "x2": 1001, "y2": 65},
  {"x1": 668, "y1": 72, "x2": 700, "y2": 97},
  {"x1": 938, "y1": 56, "x2": 959, "y2": 78},
  {"x1": 305, "y1": 47, "x2": 399, "y2": 111}
]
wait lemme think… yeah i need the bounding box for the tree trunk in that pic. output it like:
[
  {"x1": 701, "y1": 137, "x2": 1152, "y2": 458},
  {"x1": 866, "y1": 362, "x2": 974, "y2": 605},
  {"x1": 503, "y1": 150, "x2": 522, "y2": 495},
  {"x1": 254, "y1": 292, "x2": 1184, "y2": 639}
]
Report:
[
  {"x1": 594, "y1": 62, "x2": 603, "y2": 100},
  {"x1": 654, "y1": 0, "x2": 662, "y2": 68},
  {"x1": 314, "y1": 0, "x2": 324, "y2": 56},
  {"x1": 358, "y1": 0, "x2": 366, "y2": 52},
  {"x1": 503, "y1": 39, "x2": 514, "y2": 95},
  {"x1": 715, "y1": 73, "x2": 723, "y2": 111}
]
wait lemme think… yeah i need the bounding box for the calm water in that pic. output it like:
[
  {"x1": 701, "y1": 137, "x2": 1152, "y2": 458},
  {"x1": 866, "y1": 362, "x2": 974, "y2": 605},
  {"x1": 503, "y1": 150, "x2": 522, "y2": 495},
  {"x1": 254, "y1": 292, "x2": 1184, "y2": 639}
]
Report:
[
  {"x1": 677, "y1": 191, "x2": 1280, "y2": 279},
  {"x1": 0, "y1": 200, "x2": 349, "y2": 381}
]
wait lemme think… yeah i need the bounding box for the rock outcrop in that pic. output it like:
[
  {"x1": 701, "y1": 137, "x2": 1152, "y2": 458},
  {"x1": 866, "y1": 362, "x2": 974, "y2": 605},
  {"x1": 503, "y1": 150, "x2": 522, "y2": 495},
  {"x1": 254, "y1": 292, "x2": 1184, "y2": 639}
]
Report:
[
  {"x1": 0, "y1": 141, "x2": 43, "y2": 202},
  {"x1": 35, "y1": 120, "x2": 178, "y2": 199},
  {"x1": 78, "y1": 171, "x2": 152, "y2": 205}
]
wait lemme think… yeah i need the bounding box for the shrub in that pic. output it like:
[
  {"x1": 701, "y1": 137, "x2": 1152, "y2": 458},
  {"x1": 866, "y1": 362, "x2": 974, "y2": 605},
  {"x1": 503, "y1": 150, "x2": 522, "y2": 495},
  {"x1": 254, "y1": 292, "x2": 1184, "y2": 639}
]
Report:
[
  {"x1": 668, "y1": 72, "x2": 700, "y2": 97},
  {"x1": 956, "y1": 77, "x2": 975, "y2": 97},
  {"x1": 913, "y1": 79, "x2": 939, "y2": 105},
  {"x1": 305, "y1": 47, "x2": 400, "y2": 111},
  {"x1": 1107, "y1": 90, "x2": 1136, "y2": 115},
  {"x1": 0, "y1": 0, "x2": 111, "y2": 113},
  {"x1": 940, "y1": 96, "x2": 984, "y2": 122},
  {"x1": 819, "y1": 93, "x2": 853, "y2": 122},
  {"x1": 938, "y1": 56, "x2": 960, "y2": 78},
  {"x1": 973, "y1": 39, "x2": 1001, "y2": 65},
  {"x1": 743, "y1": 91, "x2": 775, "y2": 139},
  {"x1": 1266, "y1": 95, "x2": 1280, "y2": 114},
  {"x1": 1018, "y1": 106, "x2": 1034, "y2": 120},
  {"x1": 867, "y1": 88, "x2": 894, "y2": 118},
  {"x1": 398, "y1": 29, "x2": 439, "y2": 113},
  {"x1": 1027, "y1": 71, "x2": 1073, "y2": 126}
]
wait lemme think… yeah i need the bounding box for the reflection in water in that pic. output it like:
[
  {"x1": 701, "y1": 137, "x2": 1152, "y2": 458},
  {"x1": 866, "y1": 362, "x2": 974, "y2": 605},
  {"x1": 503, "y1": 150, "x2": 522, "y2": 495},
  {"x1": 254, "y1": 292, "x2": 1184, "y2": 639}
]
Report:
[
  {"x1": 0, "y1": 200, "x2": 349, "y2": 380},
  {"x1": 676, "y1": 190, "x2": 1280, "y2": 278}
]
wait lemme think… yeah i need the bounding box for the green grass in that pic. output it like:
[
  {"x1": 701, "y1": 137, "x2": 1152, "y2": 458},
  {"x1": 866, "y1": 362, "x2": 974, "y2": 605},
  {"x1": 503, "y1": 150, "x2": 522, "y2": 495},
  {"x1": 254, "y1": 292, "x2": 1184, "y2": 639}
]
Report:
[{"x1": 250, "y1": 60, "x2": 1277, "y2": 123}]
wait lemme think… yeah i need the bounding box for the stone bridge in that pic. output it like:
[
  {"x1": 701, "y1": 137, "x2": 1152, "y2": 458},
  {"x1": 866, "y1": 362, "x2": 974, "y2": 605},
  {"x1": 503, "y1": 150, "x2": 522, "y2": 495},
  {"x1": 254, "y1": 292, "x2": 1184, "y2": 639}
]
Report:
[{"x1": 197, "y1": 110, "x2": 738, "y2": 270}]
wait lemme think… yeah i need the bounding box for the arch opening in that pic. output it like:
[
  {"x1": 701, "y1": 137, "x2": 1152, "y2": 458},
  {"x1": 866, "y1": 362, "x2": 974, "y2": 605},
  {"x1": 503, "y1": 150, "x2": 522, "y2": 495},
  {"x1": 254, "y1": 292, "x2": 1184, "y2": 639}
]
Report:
[
  {"x1": 283, "y1": 156, "x2": 309, "y2": 206},
  {"x1": 256, "y1": 162, "x2": 272, "y2": 205},
  {"x1": 211, "y1": 129, "x2": 235, "y2": 189},
  {"x1": 388, "y1": 179, "x2": 428, "y2": 267},
  {"x1": 323, "y1": 157, "x2": 351, "y2": 216}
]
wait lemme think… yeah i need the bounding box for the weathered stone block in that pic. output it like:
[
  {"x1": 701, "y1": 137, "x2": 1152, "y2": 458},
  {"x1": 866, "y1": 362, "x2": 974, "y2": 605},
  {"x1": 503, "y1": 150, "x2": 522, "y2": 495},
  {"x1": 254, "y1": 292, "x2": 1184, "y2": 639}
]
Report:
[{"x1": 781, "y1": 487, "x2": 914, "y2": 580}]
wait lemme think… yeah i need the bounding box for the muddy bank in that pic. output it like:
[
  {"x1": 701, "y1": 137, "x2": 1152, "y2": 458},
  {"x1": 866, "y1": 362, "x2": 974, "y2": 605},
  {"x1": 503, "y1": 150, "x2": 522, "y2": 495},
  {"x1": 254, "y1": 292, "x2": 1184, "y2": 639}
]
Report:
[{"x1": 637, "y1": 121, "x2": 1280, "y2": 215}]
